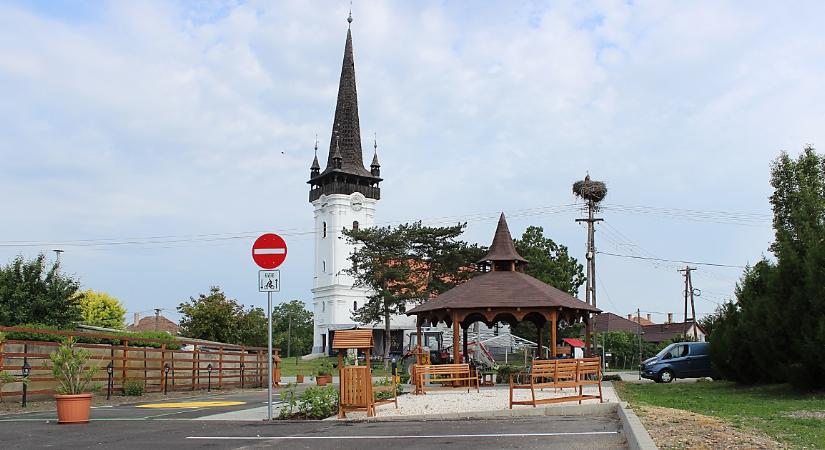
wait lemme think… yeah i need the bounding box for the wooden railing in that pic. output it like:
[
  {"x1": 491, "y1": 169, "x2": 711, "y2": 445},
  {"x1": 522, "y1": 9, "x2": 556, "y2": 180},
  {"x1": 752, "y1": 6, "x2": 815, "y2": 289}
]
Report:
[{"x1": 0, "y1": 326, "x2": 273, "y2": 400}]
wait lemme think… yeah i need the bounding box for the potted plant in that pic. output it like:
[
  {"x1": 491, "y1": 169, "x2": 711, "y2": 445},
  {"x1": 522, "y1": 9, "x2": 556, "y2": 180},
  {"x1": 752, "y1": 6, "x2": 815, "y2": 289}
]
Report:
[
  {"x1": 315, "y1": 360, "x2": 333, "y2": 386},
  {"x1": 296, "y1": 372, "x2": 304, "y2": 384},
  {"x1": 50, "y1": 337, "x2": 99, "y2": 424}
]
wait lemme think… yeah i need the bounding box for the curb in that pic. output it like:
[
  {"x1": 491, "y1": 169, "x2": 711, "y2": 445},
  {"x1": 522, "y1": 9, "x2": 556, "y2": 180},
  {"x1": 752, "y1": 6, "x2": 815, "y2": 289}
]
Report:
[
  {"x1": 617, "y1": 402, "x2": 658, "y2": 450},
  {"x1": 342, "y1": 401, "x2": 618, "y2": 422}
]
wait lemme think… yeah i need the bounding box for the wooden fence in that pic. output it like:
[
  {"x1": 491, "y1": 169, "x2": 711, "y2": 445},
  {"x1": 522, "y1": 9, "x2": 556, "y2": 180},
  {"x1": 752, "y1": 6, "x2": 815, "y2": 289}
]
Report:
[{"x1": 0, "y1": 326, "x2": 274, "y2": 400}]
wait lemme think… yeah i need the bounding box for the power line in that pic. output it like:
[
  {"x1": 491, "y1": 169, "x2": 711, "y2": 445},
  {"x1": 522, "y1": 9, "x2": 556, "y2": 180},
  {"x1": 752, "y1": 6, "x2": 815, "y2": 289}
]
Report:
[{"x1": 597, "y1": 251, "x2": 746, "y2": 269}]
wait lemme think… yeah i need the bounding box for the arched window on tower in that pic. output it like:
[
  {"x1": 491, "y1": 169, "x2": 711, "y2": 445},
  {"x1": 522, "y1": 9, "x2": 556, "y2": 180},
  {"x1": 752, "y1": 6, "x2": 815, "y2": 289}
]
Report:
[
  {"x1": 353, "y1": 301, "x2": 358, "y2": 311},
  {"x1": 352, "y1": 220, "x2": 359, "y2": 231},
  {"x1": 322, "y1": 261, "x2": 326, "y2": 273},
  {"x1": 323, "y1": 222, "x2": 327, "y2": 238}
]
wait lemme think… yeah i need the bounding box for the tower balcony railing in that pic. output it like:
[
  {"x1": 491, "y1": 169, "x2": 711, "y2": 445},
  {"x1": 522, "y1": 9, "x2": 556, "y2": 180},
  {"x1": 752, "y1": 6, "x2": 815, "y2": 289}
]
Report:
[{"x1": 309, "y1": 182, "x2": 380, "y2": 202}]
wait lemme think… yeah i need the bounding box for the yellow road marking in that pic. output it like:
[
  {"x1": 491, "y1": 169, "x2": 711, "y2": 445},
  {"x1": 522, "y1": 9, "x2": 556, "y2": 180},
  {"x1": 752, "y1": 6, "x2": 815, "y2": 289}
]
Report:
[{"x1": 136, "y1": 401, "x2": 246, "y2": 409}]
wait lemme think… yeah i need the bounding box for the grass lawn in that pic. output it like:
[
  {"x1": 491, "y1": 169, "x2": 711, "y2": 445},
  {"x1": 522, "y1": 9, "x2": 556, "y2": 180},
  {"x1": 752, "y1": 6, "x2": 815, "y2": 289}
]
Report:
[
  {"x1": 614, "y1": 381, "x2": 825, "y2": 449},
  {"x1": 278, "y1": 356, "x2": 391, "y2": 377}
]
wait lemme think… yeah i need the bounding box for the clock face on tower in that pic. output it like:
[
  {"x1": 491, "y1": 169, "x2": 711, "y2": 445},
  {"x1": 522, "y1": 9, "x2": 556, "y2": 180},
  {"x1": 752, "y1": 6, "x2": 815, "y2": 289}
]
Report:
[{"x1": 351, "y1": 192, "x2": 365, "y2": 211}]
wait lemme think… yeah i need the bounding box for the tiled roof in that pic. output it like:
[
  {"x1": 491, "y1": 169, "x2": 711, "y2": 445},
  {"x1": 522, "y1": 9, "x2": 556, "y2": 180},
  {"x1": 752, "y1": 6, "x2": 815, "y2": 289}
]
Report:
[
  {"x1": 478, "y1": 213, "x2": 528, "y2": 264},
  {"x1": 126, "y1": 315, "x2": 179, "y2": 335},
  {"x1": 591, "y1": 312, "x2": 642, "y2": 333}
]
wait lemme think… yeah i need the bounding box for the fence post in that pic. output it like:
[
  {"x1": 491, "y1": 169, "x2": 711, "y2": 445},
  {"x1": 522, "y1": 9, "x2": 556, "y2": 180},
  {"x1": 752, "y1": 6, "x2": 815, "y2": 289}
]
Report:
[
  {"x1": 160, "y1": 344, "x2": 166, "y2": 393},
  {"x1": 121, "y1": 340, "x2": 129, "y2": 393},
  {"x1": 192, "y1": 345, "x2": 199, "y2": 391},
  {"x1": 240, "y1": 348, "x2": 245, "y2": 388},
  {"x1": 218, "y1": 346, "x2": 224, "y2": 389}
]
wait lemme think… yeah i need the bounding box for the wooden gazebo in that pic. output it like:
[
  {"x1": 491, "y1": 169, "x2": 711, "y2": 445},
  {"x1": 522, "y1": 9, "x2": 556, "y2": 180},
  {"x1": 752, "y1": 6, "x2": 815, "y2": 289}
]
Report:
[{"x1": 407, "y1": 213, "x2": 600, "y2": 363}]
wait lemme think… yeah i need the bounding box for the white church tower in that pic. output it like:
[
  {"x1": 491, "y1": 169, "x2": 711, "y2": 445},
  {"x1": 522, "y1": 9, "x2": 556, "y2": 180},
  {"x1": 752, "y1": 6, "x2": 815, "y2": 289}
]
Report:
[{"x1": 308, "y1": 14, "x2": 383, "y2": 355}]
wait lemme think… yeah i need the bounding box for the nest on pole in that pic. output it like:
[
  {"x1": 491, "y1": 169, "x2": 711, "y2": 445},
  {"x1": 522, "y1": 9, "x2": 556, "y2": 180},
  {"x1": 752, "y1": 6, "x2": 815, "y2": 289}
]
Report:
[{"x1": 573, "y1": 175, "x2": 607, "y2": 204}]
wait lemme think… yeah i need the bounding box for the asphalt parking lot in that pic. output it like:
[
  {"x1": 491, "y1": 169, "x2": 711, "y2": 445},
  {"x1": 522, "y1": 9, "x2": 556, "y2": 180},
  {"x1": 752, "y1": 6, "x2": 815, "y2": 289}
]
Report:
[{"x1": 0, "y1": 389, "x2": 628, "y2": 449}]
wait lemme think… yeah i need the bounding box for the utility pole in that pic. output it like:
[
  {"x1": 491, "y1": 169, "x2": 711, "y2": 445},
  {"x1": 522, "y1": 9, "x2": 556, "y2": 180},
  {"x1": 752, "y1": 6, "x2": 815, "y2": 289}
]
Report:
[
  {"x1": 53, "y1": 249, "x2": 64, "y2": 269},
  {"x1": 637, "y1": 308, "x2": 643, "y2": 380},
  {"x1": 678, "y1": 266, "x2": 697, "y2": 339},
  {"x1": 287, "y1": 314, "x2": 292, "y2": 359},
  {"x1": 154, "y1": 308, "x2": 162, "y2": 332},
  {"x1": 572, "y1": 174, "x2": 607, "y2": 358},
  {"x1": 576, "y1": 203, "x2": 603, "y2": 357}
]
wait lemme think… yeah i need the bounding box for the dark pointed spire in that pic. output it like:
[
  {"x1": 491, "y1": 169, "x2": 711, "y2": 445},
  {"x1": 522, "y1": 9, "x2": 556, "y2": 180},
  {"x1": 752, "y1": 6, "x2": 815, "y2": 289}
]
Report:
[
  {"x1": 479, "y1": 213, "x2": 528, "y2": 270},
  {"x1": 310, "y1": 135, "x2": 320, "y2": 176},
  {"x1": 331, "y1": 132, "x2": 343, "y2": 169},
  {"x1": 321, "y1": 17, "x2": 373, "y2": 178},
  {"x1": 371, "y1": 133, "x2": 380, "y2": 176}
]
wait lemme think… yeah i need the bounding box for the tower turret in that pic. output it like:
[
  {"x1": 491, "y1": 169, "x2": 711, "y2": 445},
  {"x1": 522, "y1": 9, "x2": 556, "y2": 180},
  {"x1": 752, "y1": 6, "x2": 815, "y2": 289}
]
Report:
[{"x1": 370, "y1": 135, "x2": 380, "y2": 177}]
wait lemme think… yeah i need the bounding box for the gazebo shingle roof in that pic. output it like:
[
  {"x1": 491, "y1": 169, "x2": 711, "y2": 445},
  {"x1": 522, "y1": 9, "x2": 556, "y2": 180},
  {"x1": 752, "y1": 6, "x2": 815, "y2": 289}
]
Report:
[
  {"x1": 478, "y1": 213, "x2": 528, "y2": 264},
  {"x1": 407, "y1": 268, "x2": 599, "y2": 314}
]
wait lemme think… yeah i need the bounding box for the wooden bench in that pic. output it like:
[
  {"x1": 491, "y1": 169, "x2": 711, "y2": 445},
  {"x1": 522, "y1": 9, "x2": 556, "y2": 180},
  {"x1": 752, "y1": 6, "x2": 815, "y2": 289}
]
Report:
[
  {"x1": 509, "y1": 357, "x2": 603, "y2": 408},
  {"x1": 413, "y1": 363, "x2": 480, "y2": 395}
]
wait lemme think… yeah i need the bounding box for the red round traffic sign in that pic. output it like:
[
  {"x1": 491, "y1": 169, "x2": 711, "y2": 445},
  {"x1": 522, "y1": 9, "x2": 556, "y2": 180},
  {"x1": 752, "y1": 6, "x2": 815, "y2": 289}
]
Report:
[{"x1": 252, "y1": 233, "x2": 288, "y2": 269}]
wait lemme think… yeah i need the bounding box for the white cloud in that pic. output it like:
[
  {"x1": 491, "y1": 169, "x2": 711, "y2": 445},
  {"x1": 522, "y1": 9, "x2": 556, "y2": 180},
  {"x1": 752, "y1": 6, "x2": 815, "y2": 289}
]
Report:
[{"x1": 1, "y1": 0, "x2": 822, "y2": 321}]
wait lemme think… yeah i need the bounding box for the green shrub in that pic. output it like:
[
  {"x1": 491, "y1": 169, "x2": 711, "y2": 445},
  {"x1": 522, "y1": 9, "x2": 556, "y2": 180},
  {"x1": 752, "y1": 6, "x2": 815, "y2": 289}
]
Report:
[
  {"x1": 316, "y1": 359, "x2": 334, "y2": 376},
  {"x1": 298, "y1": 384, "x2": 338, "y2": 419},
  {"x1": 373, "y1": 377, "x2": 403, "y2": 399},
  {"x1": 602, "y1": 374, "x2": 622, "y2": 382},
  {"x1": 4, "y1": 325, "x2": 181, "y2": 350},
  {"x1": 49, "y1": 337, "x2": 100, "y2": 394},
  {"x1": 495, "y1": 364, "x2": 524, "y2": 383},
  {"x1": 278, "y1": 383, "x2": 338, "y2": 419},
  {"x1": 123, "y1": 379, "x2": 145, "y2": 396}
]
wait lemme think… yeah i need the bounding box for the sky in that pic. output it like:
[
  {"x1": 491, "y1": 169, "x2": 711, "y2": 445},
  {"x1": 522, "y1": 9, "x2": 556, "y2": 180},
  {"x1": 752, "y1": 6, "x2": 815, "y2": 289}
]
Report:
[{"x1": 1, "y1": 0, "x2": 824, "y2": 326}]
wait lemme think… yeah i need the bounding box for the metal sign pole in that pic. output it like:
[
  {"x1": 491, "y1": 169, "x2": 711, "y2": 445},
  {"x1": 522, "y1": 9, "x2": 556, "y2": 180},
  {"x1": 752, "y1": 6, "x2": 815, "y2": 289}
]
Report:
[{"x1": 267, "y1": 290, "x2": 273, "y2": 420}]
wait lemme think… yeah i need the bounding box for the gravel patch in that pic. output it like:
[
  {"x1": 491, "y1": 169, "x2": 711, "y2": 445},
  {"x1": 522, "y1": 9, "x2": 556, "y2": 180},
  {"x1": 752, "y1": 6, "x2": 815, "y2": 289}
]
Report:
[
  {"x1": 785, "y1": 410, "x2": 825, "y2": 420},
  {"x1": 634, "y1": 404, "x2": 787, "y2": 449},
  {"x1": 340, "y1": 384, "x2": 618, "y2": 420}
]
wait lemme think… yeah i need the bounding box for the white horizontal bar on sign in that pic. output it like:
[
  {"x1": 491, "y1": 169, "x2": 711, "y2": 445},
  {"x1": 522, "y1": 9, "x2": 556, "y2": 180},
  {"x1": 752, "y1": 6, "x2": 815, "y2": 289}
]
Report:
[{"x1": 253, "y1": 248, "x2": 286, "y2": 255}]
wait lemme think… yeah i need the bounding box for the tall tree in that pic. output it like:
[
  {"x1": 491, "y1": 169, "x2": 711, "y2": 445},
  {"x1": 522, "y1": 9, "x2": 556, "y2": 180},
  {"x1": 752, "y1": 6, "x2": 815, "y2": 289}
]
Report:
[
  {"x1": 511, "y1": 226, "x2": 586, "y2": 343},
  {"x1": 515, "y1": 226, "x2": 586, "y2": 296},
  {"x1": 0, "y1": 254, "x2": 81, "y2": 327},
  {"x1": 177, "y1": 286, "x2": 245, "y2": 344},
  {"x1": 77, "y1": 290, "x2": 126, "y2": 329},
  {"x1": 271, "y1": 300, "x2": 314, "y2": 357},
  {"x1": 344, "y1": 222, "x2": 484, "y2": 360},
  {"x1": 710, "y1": 146, "x2": 825, "y2": 389}
]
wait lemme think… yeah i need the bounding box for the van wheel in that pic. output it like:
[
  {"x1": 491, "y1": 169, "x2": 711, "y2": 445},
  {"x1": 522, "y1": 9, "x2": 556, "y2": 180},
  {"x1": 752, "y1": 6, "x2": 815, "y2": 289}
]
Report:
[{"x1": 658, "y1": 369, "x2": 674, "y2": 383}]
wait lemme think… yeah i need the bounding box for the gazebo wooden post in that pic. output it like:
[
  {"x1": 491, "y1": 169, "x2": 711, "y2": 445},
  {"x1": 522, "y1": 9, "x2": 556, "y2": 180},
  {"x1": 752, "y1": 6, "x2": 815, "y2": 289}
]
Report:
[
  {"x1": 452, "y1": 313, "x2": 460, "y2": 363},
  {"x1": 462, "y1": 326, "x2": 468, "y2": 361},
  {"x1": 537, "y1": 323, "x2": 544, "y2": 359},
  {"x1": 550, "y1": 310, "x2": 558, "y2": 358}
]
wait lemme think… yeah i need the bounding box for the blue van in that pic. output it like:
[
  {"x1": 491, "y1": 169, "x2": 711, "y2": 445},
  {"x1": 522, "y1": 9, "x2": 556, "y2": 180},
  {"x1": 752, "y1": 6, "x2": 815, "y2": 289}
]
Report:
[{"x1": 640, "y1": 342, "x2": 718, "y2": 383}]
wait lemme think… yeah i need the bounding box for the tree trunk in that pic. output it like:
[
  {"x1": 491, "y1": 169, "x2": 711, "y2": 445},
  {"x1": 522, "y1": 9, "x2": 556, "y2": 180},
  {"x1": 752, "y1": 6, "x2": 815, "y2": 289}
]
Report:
[{"x1": 384, "y1": 309, "x2": 391, "y2": 369}]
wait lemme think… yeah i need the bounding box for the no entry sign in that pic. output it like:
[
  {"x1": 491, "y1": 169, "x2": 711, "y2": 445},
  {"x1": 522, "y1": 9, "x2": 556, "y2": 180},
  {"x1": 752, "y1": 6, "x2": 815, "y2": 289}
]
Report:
[{"x1": 252, "y1": 233, "x2": 288, "y2": 269}]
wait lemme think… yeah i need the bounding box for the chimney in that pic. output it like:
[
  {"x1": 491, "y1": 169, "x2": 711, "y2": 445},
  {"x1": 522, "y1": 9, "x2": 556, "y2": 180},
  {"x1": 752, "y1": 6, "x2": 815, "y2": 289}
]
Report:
[
  {"x1": 646, "y1": 314, "x2": 651, "y2": 322},
  {"x1": 627, "y1": 314, "x2": 632, "y2": 320},
  {"x1": 133, "y1": 312, "x2": 140, "y2": 326},
  {"x1": 667, "y1": 313, "x2": 673, "y2": 324}
]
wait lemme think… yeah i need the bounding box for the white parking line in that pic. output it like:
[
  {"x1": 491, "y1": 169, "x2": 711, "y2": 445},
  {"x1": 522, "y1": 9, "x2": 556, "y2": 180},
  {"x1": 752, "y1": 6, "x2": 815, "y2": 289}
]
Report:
[{"x1": 187, "y1": 431, "x2": 620, "y2": 440}]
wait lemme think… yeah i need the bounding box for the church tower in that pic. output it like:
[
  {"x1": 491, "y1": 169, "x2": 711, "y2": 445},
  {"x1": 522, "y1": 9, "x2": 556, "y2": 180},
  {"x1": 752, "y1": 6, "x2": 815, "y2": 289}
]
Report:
[{"x1": 308, "y1": 14, "x2": 382, "y2": 354}]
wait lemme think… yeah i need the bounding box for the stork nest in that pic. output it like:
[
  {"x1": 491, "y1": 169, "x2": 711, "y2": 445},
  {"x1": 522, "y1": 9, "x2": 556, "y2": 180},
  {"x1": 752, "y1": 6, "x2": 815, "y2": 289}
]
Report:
[{"x1": 573, "y1": 176, "x2": 607, "y2": 203}]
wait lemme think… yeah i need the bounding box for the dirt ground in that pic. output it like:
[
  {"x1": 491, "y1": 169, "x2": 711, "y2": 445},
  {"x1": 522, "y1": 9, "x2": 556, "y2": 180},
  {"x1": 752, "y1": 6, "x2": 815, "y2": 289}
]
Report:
[
  {"x1": 633, "y1": 404, "x2": 786, "y2": 450},
  {"x1": 0, "y1": 387, "x2": 260, "y2": 416}
]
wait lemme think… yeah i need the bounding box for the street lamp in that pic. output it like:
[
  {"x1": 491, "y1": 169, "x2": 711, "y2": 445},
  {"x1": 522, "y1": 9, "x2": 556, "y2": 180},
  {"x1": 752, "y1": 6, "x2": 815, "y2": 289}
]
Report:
[
  {"x1": 207, "y1": 364, "x2": 213, "y2": 392},
  {"x1": 106, "y1": 362, "x2": 114, "y2": 400},
  {"x1": 239, "y1": 363, "x2": 245, "y2": 389},
  {"x1": 21, "y1": 359, "x2": 31, "y2": 408},
  {"x1": 163, "y1": 364, "x2": 171, "y2": 395}
]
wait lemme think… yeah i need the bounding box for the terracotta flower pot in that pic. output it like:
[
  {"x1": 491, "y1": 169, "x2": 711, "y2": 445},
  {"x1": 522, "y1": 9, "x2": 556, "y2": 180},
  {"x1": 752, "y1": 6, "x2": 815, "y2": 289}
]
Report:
[
  {"x1": 316, "y1": 375, "x2": 332, "y2": 386},
  {"x1": 296, "y1": 374, "x2": 304, "y2": 383},
  {"x1": 55, "y1": 393, "x2": 93, "y2": 424}
]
